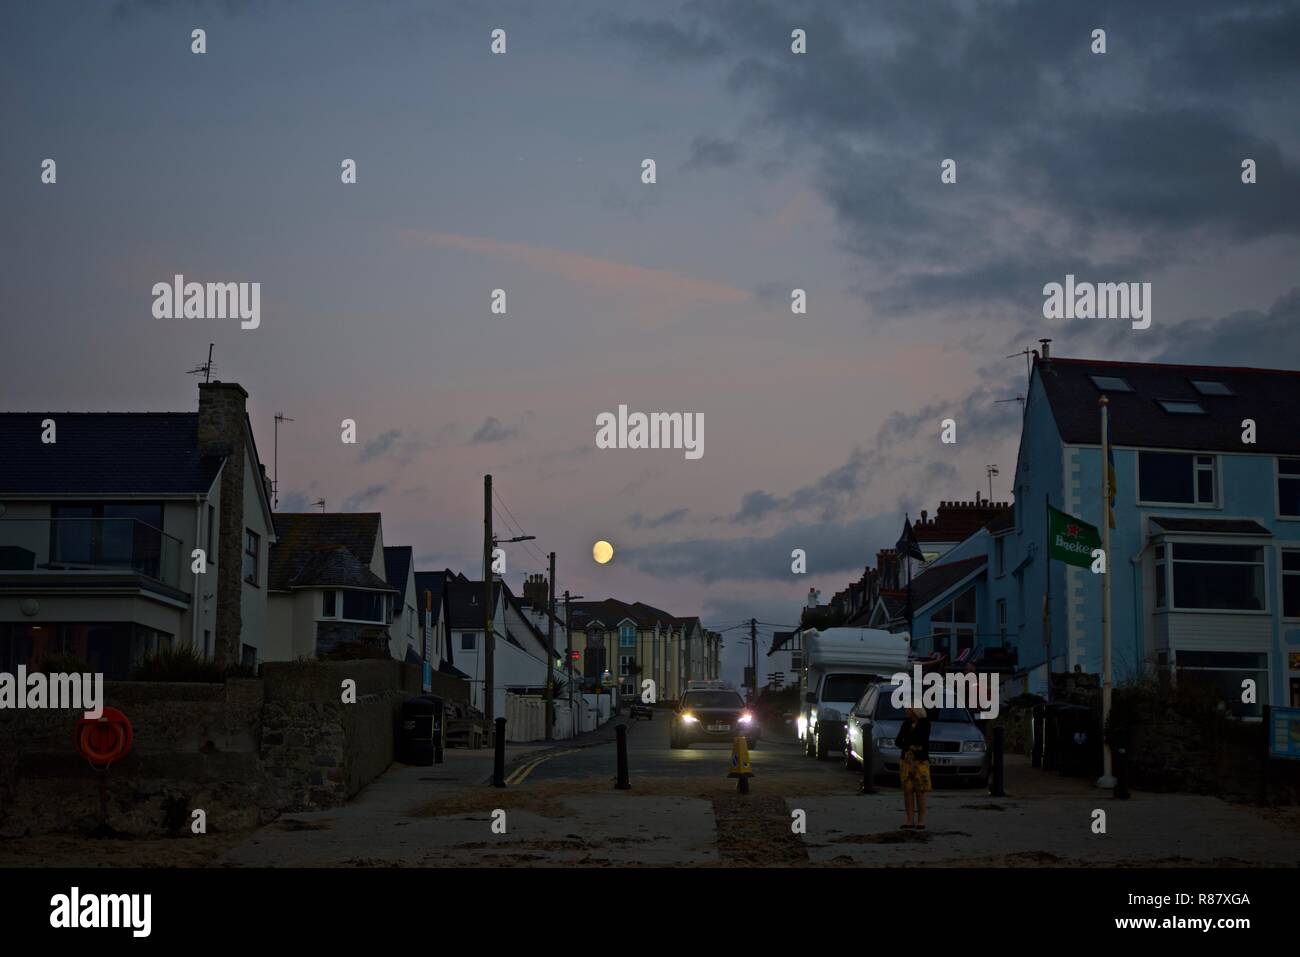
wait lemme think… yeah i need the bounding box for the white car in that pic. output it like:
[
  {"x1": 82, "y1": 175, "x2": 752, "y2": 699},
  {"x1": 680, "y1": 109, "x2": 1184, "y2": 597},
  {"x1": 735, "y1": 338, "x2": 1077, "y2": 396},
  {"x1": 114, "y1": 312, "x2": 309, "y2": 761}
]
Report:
[{"x1": 844, "y1": 682, "x2": 989, "y2": 787}]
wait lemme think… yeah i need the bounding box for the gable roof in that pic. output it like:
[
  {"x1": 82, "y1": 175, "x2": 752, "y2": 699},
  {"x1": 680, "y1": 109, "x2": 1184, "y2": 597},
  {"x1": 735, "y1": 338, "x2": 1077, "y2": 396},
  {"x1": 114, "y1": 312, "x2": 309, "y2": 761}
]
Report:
[
  {"x1": 0, "y1": 412, "x2": 224, "y2": 495},
  {"x1": 445, "y1": 579, "x2": 502, "y2": 630},
  {"x1": 911, "y1": 556, "x2": 988, "y2": 612},
  {"x1": 383, "y1": 546, "x2": 413, "y2": 604},
  {"x1": 289, "y1": 545, "x2": 396, "y2": 591},
  {"x1": 569, "y1": 598, "x2": 674, "y2": 631},
  {"x1": 768, "y1": 630, "x2": 795, "y2": 656},
  {"x1": 1038, "y1": 356, "x2": 1300, "y2": 454},
  {"x1": 269, "y1": 513, "x2": 382, "y2": 591}
]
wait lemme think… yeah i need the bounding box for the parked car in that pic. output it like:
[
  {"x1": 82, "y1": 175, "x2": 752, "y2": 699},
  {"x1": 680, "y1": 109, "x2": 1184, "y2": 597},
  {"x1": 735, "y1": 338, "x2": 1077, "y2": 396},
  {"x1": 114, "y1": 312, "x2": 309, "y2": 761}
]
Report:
[
  {"x1": 628, "y1": 699, "x2": 654, "y2": 720},
  {"x1": 843, "y1": 683, "x2": 988, "y2": 787},
  {"x1": 670, "y1": 688, "x2": 758, "y2": 749}
]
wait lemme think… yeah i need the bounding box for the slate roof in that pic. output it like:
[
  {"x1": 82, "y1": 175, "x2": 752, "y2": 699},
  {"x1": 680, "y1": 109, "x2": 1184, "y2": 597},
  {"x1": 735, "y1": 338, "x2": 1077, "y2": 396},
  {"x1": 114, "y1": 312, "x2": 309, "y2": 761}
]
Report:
[
  {"x1": 269, "y1": 513, "x2": 383, "y2": 591},
  {"x1": 910, "y1": 556, "x2": 988, "y2": 611},
  {"x1": 412, "y1": 571, "x2": 448, "y2": 615},
  {"x1": 445, "y1": 579, "x2": 502, "y2": 629},
  {"x1": 281, "y1": 545, "x2": 396, "y2": 592},
  {"x1": 383, "y1": 546, "x2": 413, "y2": 603},
  {"x1": 1038, "y1": 357, "x2": 1300, "y2": 454},
  {"x1": 1150, "y1": 517, "x2": 1271, "y2": 536},
  {"x1": 0, "y1": 412, "x2": 224, "y2": 495}
]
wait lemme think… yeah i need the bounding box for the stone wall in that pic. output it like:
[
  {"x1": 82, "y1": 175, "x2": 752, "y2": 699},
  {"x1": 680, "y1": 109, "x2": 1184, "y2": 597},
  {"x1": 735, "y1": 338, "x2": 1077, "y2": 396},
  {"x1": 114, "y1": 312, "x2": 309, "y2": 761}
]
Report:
[{"x1": 0, "y1": 660, "x2": 470, "y2": 836}]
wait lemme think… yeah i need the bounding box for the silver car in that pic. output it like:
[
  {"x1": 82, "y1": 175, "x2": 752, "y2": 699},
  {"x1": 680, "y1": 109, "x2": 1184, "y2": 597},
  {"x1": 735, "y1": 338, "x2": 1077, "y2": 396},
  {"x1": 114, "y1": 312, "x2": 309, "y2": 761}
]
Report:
[{"x1": 844, "y1": 683, "x2": 989, "y2": 787}]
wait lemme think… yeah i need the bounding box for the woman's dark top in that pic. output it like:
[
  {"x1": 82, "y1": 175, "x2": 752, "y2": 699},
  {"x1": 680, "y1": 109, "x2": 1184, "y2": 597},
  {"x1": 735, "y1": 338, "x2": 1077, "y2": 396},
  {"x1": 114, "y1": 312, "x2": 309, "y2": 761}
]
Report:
[{"x1": 894, "y1": 717, "x2": 932, "y2": 762}]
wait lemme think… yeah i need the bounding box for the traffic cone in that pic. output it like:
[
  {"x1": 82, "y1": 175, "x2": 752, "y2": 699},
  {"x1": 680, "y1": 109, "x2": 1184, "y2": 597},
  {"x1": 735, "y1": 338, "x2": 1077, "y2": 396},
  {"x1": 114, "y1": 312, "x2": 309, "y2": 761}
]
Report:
[{"x1": 729, "y1": 736, "x2": 754, "y2": 793}]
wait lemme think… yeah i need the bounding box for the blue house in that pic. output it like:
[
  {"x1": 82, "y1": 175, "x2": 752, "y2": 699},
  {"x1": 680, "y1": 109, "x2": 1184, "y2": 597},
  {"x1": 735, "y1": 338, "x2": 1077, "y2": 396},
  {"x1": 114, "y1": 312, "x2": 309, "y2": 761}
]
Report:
[{"x1": 974, "y1": 350, "x2": 1300, "y2": 714}]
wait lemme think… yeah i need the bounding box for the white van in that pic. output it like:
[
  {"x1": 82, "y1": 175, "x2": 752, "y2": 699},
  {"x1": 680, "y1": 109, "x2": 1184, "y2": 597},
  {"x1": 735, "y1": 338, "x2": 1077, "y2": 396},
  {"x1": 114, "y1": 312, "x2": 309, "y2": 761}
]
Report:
[{"x1": 799, "y1": 628, "x2": 910, "y2": 760}]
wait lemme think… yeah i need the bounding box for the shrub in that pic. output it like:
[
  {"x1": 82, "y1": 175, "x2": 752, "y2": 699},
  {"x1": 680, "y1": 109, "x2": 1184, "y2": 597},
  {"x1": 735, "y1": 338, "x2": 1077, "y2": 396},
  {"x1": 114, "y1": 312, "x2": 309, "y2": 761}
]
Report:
[
  {"x1": 130, "y1": 644, "x2": 255, "y2": 682},
  {"x1": 320, "y1": 641, "x2": 388, "y2": 662}
]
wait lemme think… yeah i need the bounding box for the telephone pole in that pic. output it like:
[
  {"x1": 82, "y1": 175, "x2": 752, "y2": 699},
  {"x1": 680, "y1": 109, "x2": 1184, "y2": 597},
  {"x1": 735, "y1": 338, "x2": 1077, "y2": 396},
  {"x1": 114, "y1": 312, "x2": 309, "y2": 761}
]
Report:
[
  {"x1": 564, "y1": 590, "x2": 584, "y2": 734},
  {"x1": 545, "y1": 551, "x2": 556, "y2": 741},
  {"x1": 750, "y1": 618, "x2": 758, "y2": 701},
  {"x1": 483, "y1": 475, "x2": 494, "y2": 727}
]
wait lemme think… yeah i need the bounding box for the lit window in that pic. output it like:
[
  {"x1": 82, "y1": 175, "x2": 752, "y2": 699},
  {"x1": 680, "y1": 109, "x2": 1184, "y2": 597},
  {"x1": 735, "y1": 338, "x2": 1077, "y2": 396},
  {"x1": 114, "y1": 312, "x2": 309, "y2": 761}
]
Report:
[
  {"x1": 1089, "y1": 375, "x2": 1133, "y2": 392},
  {"x1": 1191, "y1": 380, "x2": 1234, "y2": 396}
]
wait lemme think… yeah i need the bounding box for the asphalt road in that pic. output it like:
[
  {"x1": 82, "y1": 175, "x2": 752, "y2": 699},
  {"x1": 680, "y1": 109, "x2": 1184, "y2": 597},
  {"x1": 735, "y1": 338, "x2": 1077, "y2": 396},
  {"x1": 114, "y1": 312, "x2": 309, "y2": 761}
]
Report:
[{"x1": 522, "y1": 709, "x2": 835, "y2": 783}]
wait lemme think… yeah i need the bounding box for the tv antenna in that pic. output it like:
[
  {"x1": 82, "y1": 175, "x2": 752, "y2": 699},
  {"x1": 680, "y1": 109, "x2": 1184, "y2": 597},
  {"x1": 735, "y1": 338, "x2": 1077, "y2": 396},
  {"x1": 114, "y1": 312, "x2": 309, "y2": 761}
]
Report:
[
  {"x1": 273, "y1": 412, "x2": 294, "y2": 509},
  {"x1": 187, "y1": 343, "x2": 215, "y2": 383},
  {"x1": 996, "y1": 394, "x2": 1026, "y2": 413},
  {"x1": 986, "y1": 464, "x2": 1000, "y2": 502},
  {"x1": 1005, "y1": 347, "x2": 1032, "y2": 382},
  {"x1": 311, "y1": 498, "x2": 326, "y2": 513}
]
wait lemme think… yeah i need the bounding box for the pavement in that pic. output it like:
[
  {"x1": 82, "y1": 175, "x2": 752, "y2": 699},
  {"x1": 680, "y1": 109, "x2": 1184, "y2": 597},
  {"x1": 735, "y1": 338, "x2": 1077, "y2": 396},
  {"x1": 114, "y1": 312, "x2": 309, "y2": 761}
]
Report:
[{"x1": 217, "y1": 708, "x2": 1300, "y2": 867}]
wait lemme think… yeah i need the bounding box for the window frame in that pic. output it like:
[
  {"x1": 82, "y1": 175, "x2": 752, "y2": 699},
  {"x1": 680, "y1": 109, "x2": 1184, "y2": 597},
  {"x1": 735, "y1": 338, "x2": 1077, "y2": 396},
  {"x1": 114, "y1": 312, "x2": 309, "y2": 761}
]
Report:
[
  {"x1": 1153, "y1": 537, "x2": 1268, "y2": 614},
  {"x1": 1277, "y1": 457, "x2": 1300, "y2": 521},
  {"x1": 243, "y1": 528, "x2": 260, "y2": 586},
  {"x1": 618, "y1": 623, "x2": 637, "y2": 648},
  {"x1": 1281, "y1": 548, "x2": 1300, "y2": 621},
  {"x1": 1136, "y1": 450, "x2": 1218, "y2": 508}
]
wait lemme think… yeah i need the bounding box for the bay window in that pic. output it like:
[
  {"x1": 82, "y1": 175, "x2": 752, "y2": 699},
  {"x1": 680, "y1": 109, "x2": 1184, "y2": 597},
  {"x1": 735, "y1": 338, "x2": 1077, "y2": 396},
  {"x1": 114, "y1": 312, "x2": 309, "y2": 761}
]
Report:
[{"x1": 1155, "y1": 542, "x2": 1265, "y2": 611}]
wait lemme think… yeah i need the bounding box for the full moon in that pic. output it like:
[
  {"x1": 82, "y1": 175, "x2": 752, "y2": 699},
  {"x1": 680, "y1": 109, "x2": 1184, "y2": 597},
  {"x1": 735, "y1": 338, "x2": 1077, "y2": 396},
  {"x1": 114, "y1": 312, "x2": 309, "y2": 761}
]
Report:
[{"x1": 592, "y1": 540, "x2": 614, "y2": 564}]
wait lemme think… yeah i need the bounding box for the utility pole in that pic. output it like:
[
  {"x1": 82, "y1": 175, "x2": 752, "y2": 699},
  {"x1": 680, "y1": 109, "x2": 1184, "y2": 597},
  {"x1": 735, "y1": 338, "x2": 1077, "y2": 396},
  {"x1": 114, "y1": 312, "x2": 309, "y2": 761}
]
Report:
[
  {"x1": 545, "y1": 551, "x2": 556, "y2": 741},
  {"x1": 564, "y1": 590, "x2": 583, "y2": 734},
  {"x1": 750, "y1": 618, "x2": 758, "y2": 701},
  {"x1": 483, "y1": 475, "x2": 494, "y2": 728}
]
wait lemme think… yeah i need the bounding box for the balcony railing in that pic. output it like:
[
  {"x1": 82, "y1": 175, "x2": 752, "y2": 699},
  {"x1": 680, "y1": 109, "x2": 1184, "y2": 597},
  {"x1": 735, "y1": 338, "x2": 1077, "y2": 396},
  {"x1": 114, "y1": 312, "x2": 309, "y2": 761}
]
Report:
[{"x1": 0, "y1": 518, "x2": 183, "y2": 589}]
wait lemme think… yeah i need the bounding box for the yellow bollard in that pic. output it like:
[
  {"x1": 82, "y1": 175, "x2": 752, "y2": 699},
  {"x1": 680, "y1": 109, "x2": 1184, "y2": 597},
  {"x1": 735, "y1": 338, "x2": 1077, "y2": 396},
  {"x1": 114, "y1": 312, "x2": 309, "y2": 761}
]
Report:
[{"x1": 728, "y1": 736, "x2": 754, "y2": 794}]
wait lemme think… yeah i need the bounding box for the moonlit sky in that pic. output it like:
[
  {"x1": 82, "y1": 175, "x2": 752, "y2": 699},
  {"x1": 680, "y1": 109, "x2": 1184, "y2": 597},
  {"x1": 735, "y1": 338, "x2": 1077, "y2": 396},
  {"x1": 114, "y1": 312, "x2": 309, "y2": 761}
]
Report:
[{"x1": 4, "y1": 1, "x2": 1299, "y2": 683}]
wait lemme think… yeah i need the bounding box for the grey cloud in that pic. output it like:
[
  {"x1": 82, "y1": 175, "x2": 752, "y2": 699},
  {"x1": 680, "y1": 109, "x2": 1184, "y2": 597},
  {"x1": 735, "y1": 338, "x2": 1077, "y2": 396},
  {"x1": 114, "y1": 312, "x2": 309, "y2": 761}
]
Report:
[
  {"x1": 470, "y1": 417, "x2": 521, "y2": 445},
  {"x1": 683, "y1": 135, "x2": 742, "y2": 170},
  {"x1": 629, "y1": 507, "x2": 691, "y2": 529},
  {"x1": 342, "y1": 483, "x2": 389, "y2": 512},
  {"x1": 603, "y1": 16, "x2": 724, "y2": 64}
]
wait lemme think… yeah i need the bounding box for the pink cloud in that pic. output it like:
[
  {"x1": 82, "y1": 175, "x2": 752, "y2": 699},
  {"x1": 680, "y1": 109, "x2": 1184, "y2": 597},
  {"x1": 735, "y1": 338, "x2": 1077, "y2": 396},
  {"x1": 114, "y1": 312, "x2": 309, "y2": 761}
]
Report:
[{"x1": 399, "y1": 229, "x2": 750, "y2": 304}]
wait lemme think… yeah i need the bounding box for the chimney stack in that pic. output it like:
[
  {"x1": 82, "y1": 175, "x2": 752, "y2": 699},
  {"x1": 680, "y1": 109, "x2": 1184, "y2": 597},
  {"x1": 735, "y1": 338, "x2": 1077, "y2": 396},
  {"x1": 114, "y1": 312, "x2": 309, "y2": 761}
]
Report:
[
  {"x1": 197, "y1": 381, "x2": 249, "y2": 668},
  {"x1": 1039, "y1": 338, "x2": 1051, "y2": 360}
]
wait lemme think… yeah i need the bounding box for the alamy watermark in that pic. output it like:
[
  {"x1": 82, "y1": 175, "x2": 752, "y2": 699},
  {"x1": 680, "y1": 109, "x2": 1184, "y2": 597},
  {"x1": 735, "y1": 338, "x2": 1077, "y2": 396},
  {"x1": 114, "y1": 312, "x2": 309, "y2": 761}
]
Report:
[
  {"x1": 1042, "y1": 274, "x2": 1150, "y2": 330},
  {"x1": 595, "y1": 405, "x2": 703, "y2": 460},
  {"x1": 889, "y1": 665, "x2": 1000, "y2": 719},
  {"x1": 152, "y1": 274, "x2": 260, "y2": 329},
  {"x1": 0, "y1": 666, "x2": 103, "y2": 719}
]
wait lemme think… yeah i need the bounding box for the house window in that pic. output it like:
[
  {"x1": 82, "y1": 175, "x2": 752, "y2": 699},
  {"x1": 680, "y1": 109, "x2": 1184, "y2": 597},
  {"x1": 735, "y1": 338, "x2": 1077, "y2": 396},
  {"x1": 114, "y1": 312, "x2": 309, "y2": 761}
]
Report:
[
  {"x1": 1089, "y1": 375, "x2": 1133, "y2": 392},
  {"x1": 930, "y1": 587, "x2": 976, "y2": 657},
  {"x1": 996, "y1": 599, "x2": 1007, "y2": 644},
  {"x1": 1168, "y1": 542, "x2": 1265, "y2": 611},
  {"x1": 1191, "y1": 380, "x2": 1234, "y2": 397},
  {"x1": 461, "y1": 632, "x2": 477, "y2": 651},
  {"x1": 1138, "y1": 452, "x2": 1216, "y2": 505},
  {"x1": 323, "y1": 590, "x2": 337, "y2": 618},
  {"x1": 619, "y1": 624, "x2": 636, "y2": 647},
  {"x1": 1175, "y1": 651, "x2": 1268, "y2": 718},
  {"x1": 995, "y1": 537, "x2": 1005, "y2": 576},
  {"x1": 1279, "y1": 459, "x2": 1300, "y2": 518},
  {"x1": 791, "y1": 652, "x2": 803, "y2": 671},
  {"x1": 1157, "y1": 399, "x2": 1207, "y2": 415},
  {"x1": 243, "y1": 529, "x2": 260, "y2": 585},
  {"x1": 206, "y1": 505, "x2": 216, "y2": 563},
  {"x1": 619, "y1": 654, "x2": 633, "y2": 677},
  {"x1": 341, "y1": 590, "x2": 385, "y2": 622},
  {"x1": 1283, "y1": 550, "x2": 1300, "y2": 619}
]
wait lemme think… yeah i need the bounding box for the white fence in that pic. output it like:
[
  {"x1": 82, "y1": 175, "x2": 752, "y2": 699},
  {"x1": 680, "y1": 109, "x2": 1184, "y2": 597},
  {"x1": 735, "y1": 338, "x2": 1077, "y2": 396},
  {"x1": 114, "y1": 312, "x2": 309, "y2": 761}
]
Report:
[{"x1": 502, "y1": 691, "x2": 615, "y2": 742}]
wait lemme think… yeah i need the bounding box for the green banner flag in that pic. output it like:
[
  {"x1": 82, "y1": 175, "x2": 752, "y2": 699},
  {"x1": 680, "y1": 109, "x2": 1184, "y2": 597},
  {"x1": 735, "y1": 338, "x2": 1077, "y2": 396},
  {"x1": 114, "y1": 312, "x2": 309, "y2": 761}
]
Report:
[{"x1": 1047, "y1": 504, "x2": 1101, "y2": 569}]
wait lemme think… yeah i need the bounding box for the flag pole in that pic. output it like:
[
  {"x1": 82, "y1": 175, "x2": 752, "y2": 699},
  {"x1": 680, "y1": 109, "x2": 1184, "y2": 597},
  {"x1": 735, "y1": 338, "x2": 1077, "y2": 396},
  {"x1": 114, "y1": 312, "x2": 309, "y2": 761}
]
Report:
[
  {"x1": 1097, "y1": 396, "x2": 1117, "y2": 788},
  {"x1": 1044, "y1": 492, "x2": 1051, "y2": 703}
]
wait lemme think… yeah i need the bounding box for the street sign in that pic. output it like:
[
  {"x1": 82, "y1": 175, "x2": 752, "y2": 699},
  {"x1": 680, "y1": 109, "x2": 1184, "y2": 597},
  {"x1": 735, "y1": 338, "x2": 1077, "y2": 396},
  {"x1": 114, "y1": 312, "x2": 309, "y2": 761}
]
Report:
[{"x1": 1268, "y1": 706, "x2": 1300, "y2": 761}]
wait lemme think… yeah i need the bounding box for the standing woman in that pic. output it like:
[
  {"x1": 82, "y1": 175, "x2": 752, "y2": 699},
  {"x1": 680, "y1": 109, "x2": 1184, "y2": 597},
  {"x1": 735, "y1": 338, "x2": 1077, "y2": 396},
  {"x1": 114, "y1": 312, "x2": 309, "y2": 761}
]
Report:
[{"x1": 895, "y1": 706, "x2": 932, "y2": 830}]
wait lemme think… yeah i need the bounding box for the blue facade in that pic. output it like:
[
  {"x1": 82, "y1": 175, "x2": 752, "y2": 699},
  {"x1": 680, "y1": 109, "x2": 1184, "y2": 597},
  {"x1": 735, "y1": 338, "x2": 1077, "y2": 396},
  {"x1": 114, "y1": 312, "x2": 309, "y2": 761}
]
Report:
[{"x1": 960, "y1": 365, "x2": 1300, "y2": 710}]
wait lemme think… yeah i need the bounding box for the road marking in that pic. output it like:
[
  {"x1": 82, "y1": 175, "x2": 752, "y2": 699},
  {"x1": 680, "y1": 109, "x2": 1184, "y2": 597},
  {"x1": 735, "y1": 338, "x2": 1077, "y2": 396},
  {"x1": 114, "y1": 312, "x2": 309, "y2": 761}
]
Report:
[{"x1": 506, "y1": 749, "x2": 577, "y2": 786}]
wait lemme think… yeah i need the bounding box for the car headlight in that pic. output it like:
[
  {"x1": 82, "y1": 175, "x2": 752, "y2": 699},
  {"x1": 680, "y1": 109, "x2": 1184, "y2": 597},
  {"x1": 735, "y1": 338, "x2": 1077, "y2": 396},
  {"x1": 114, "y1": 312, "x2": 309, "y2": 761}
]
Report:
[
  {"x1": 738, "y1": 712, "x2": 753, "y2": 724},
  {"x1": 962, "y1": 739, "x2": 986, "y2": 752},
  {"x1": 874, "y1": 737, "x2": 896, "y2": 749},
  {"x1": 820, "y1": 707, "x2": 842, "y2": 722},
  {"x1": 680, "y1": 713, "x2": 698, "y2": 724}
]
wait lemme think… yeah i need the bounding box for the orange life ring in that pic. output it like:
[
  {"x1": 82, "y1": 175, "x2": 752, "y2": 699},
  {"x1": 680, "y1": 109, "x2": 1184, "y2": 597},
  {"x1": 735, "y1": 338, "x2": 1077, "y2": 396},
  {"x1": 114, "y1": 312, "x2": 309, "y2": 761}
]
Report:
[{"x1": 74, "y1": 707, "x2": 133, "y2": 768}]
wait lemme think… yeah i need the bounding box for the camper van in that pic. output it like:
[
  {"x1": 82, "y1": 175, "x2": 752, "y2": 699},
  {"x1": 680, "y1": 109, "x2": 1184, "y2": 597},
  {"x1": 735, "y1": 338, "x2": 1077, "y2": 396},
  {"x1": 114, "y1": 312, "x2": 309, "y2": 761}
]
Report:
[{"x1": 799, "y1": 628, "x2": 910, "y2": 760}]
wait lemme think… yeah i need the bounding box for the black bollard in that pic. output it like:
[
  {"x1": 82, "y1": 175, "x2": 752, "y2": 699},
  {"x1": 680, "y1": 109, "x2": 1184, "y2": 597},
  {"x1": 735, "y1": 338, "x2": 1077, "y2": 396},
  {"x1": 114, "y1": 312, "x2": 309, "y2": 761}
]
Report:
[
  {"x1": 615, "y1": 723, "x2": 631, "y2": 790},
  {"x1": 1030, "y1": 705, "x2": 1044, "y2": 768},
  {"x1": 989, "y1": 726, "x2": 1006, "y2": 797},
  {"x1": 433, "y1": 699, "x2": 444, "y2": 765},
  {"x1": 860, "y1": 738, "x2": 877, "y2": 795},
  {"x1": 1114, "y1": 745, "x2": 1130, "y2": 800},
  {"x1": 492, "y1": 717, "x2": 506, "y2": 788},
  {"x1": 737, "y1": 775, "x2": 749, "y2": 794}
]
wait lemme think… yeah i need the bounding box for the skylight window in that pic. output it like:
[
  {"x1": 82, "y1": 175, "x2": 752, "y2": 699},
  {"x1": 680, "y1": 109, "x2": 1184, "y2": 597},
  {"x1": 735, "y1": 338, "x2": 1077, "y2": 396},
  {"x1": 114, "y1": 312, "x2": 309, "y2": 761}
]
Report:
[
  {"x1": 1191, "y1": 380, "x2": 1234, "y2": 396},
  {"x1": 1158, "y1": 399, "x2": 1207, "y2": 415},
  {"x1": 1089, "y1": 375, "x2": 1133, "y2": 392}
]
